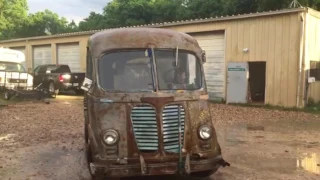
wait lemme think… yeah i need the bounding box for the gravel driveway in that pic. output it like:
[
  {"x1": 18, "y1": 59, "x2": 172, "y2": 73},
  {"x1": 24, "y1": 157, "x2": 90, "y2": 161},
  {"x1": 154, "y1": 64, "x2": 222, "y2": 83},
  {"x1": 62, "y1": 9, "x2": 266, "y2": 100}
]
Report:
[{"x1": 0, "y1": 96, "x2": 319, "y2": 180}]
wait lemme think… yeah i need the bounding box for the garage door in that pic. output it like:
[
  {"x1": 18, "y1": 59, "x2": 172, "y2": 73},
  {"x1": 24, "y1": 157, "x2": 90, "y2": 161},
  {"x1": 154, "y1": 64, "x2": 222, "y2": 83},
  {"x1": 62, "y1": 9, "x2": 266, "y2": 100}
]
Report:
[
  {"x1": 33, "y1": 45, "x2": 52, "y2": 69},
  {"x1": 192, "y1": 32, "x2": 226, "y2": 101},
  {"x1": 10, "y1": 47, "x2": 27, "y2": 70},
  {"x1": 57, "y1": 43, "x2": 81, "y2": 72}
]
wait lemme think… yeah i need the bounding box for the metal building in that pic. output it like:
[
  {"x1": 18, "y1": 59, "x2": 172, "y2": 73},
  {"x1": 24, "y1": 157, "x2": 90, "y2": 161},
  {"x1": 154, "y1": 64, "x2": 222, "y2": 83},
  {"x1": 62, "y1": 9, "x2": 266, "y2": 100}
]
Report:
[{"x1": 0, "y1": 7, "x2": 319, "y2": 108}]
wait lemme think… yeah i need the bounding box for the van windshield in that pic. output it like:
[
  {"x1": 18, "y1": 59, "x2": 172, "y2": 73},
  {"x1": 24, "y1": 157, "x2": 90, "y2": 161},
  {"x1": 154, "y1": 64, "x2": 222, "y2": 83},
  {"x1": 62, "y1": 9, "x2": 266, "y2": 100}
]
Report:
[
  {"x1": 98, "y1": 49, "x2": 202, "y2": 92},
  {"x1": 0, "y1": 62, "x2": 26, "y2": 73}
]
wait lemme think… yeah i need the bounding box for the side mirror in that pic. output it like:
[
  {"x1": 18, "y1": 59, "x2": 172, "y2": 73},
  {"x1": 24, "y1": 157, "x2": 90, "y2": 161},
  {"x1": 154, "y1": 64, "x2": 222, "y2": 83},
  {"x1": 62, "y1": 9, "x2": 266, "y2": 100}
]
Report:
[
  {"x1": 81, "y1": 77, "x2": 93, "y2": 91},
  {"x1": 201, "y1": 50, "x2": 206, "y2": 63}
]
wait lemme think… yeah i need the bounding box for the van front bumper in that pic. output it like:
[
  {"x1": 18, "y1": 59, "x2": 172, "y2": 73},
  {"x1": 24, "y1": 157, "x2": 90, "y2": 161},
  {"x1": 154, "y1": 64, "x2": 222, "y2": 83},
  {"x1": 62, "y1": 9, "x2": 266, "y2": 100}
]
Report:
[{"x1": 90, "y1": 155, "x2": 228, "y2": 178}]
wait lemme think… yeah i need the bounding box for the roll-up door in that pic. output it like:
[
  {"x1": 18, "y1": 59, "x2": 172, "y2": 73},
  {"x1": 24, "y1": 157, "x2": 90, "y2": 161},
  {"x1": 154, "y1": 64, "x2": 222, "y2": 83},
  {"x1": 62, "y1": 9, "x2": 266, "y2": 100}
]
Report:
[
  {"x1": 33, "y1": 45, "x2": 52, "y2": 69},
  {"x1": 57, "y1": 43, "x2": 81, "y2": 72},
  {"x1": 191, "y1": 32, "x2": 226, "y2": 101}
]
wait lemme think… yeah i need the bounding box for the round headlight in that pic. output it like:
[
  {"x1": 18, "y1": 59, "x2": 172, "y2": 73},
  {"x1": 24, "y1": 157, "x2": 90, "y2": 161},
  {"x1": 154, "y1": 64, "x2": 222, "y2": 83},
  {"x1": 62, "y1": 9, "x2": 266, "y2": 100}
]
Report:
[
  {"x1": 198, "y1": 125, "x2": 212, "y2": 140},
  {"x1": 102, "y1": 129, "x2": 119, "y2": 146}
]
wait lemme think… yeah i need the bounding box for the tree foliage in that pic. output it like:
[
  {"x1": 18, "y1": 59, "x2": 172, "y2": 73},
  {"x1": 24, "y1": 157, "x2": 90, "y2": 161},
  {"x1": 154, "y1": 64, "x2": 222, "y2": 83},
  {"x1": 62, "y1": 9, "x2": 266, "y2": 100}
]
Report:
[
  {"x1": 0, "y1": 0, "x2": 28, "y2": 39},
  {"x1": 1, "y1": 0, "x2": 320, "y2": 40}
]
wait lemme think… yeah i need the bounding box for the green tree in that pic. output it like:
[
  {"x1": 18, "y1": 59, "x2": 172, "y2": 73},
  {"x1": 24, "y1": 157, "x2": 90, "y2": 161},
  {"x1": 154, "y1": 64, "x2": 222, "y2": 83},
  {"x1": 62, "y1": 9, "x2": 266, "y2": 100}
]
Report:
[
  {"x1": 64, "y1": 20, "x2": 79, "y2": 33},
  {"x1": 102, "y1": 0, "x2": 154, "y2": 28},
  {"x1": 15, "y1": 9, "x2": 76, "y2": 38},
  {"x1": 0, "y1": 0, "x2": 28, "y2": 39},
  {"x1": 184, "y1": 0, "x2": 226, "y2": 18},
  {"x1": 78, "y1": 12, "x2": 106, "y2": 31},
  {"x1": 152, "y1": 0, "x2": 189, "y2": 22}
]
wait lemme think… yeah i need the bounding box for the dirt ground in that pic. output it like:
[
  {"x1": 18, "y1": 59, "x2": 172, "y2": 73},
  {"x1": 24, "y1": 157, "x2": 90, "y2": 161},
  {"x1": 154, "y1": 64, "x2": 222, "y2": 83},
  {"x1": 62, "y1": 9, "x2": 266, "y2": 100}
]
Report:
[{"x1": 0, "y1": 96, "x2": 319, "y2": 180}]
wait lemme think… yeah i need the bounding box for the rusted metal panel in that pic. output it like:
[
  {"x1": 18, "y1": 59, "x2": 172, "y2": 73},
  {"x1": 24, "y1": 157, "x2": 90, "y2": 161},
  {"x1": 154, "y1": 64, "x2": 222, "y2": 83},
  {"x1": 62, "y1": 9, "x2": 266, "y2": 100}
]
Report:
[{"x1": 98, "y1": 103, "x2": 128, "y2": 158}]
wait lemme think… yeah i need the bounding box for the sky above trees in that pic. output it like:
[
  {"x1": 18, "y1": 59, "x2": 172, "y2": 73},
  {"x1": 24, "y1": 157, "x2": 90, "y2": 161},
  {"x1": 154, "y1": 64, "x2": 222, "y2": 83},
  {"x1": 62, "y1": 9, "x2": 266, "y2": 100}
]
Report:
[
  {"x1": 1, "y1": 0, "x2": 320, "y2": 40},
  {"x1": 27, "y1": 0, "x2": 111, "y2": 23}
]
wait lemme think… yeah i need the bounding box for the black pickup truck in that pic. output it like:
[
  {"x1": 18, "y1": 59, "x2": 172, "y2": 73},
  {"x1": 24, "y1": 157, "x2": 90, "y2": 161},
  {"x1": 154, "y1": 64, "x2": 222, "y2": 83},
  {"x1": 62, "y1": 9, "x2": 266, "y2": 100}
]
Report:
[{"x1": 33, "y1": 64, "x2": 85, "y2": 96}]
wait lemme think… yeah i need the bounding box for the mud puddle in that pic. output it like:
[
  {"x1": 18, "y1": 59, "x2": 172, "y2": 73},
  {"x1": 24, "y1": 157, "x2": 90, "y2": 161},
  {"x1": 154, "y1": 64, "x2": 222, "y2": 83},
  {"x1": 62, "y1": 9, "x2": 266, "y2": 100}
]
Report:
[
  {"x1": 0, "y1": 141, "x2": 90, "y2": 180},
  {"x1": 214, "y1": 119, "x2": 320, "y2": 179}
]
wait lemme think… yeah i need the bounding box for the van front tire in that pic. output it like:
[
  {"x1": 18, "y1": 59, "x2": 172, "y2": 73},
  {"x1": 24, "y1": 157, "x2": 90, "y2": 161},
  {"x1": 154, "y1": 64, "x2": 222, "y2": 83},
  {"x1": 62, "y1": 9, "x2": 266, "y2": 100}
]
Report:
[{"x1": 85, "y1": 141, "x2": 104, "y2": 180}]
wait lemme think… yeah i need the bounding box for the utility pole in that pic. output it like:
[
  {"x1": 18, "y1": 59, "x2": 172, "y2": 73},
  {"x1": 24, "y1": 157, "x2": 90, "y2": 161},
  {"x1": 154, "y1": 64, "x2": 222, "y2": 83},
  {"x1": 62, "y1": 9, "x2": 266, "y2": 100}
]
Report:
[{"x1": 289, "y1": 0, "x2": 303, "y2": 8}]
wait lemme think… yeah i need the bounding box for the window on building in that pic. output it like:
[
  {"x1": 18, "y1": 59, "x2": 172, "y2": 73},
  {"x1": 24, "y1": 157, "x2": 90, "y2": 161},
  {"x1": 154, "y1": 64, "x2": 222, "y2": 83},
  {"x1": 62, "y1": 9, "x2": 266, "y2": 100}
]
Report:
[{"x1": 310, "y1": 61, "x2": 320, "y2": 81}]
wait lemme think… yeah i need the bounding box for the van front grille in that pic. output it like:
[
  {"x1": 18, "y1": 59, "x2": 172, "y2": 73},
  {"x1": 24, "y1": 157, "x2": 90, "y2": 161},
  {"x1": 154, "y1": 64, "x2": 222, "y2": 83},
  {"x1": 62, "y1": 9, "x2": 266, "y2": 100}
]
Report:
[
  {"x1": 162, "y1": 104, "x2": 185, "y2": 153},
  {"x1": 131, "y1": 105, "x2": 158, "y2": 152}
]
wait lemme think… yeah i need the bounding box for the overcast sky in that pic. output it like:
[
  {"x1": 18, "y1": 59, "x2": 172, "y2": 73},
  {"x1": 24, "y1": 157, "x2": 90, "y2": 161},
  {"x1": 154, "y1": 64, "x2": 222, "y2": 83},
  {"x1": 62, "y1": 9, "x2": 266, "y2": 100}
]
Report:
[{"x1": 28, "y1": 0, "x2": 112, "y2": 24}]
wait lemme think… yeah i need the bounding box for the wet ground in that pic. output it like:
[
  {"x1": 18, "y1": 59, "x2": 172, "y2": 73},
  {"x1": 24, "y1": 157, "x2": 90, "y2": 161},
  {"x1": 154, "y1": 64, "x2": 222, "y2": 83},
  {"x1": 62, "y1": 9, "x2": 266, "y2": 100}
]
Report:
[{"x1": 0, "y1": 96, "x2": 319, "y2": 180}]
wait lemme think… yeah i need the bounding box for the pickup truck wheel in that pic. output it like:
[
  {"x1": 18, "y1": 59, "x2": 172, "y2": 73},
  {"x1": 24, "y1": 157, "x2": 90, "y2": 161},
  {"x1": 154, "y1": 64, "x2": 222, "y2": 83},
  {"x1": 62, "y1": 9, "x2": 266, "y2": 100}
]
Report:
[
  {"x1": 48, "y1": 82, "x2": 57, "y2": 98},
  {"x1": 4, "y1": 90, "x2": 11, "y2": 100}
]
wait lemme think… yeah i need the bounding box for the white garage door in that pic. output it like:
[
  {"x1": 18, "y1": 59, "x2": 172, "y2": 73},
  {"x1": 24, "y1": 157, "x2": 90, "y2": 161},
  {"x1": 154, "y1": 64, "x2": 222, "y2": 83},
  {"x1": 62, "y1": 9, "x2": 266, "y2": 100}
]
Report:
[
  {"x1": 33, "y1": 45, "x2": 52, "y2": 69},
  {"x1": 10, "y1": 47, "x2": 27, "y2": 70},
  {"x1": 57, "y1": 43, "x2": 81, "y2": 72},
  {"x1": 192, "y1": 32, "x2": 226, "y2": 101}
]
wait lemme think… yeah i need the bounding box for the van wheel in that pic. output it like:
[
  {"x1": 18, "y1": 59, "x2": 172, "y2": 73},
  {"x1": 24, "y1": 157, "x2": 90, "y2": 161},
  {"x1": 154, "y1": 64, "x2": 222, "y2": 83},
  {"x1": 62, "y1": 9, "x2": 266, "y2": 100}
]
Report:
[
  {"x1": 86, "y1": 141, "x2": 104, "y2": 180},
  {"x1": 4, "y1": 91, "x2": 11, "y2": 100}
]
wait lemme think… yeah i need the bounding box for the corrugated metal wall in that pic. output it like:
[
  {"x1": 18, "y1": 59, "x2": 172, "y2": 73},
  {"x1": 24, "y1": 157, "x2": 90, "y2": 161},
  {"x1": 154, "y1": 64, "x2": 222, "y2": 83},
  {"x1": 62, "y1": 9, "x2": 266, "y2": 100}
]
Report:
[
  {"x1": 308, "y1": 82, "x2": 320, "y2": 103},
  {"x1": 305, "y1": 11, "x2": 320, "y2": 104},
  {"x1": 167, "y1": 13, "x2": 301, "y2": 107},
  {"x1": 0, "y1": 11, "x2": 311, "y2": 107}
]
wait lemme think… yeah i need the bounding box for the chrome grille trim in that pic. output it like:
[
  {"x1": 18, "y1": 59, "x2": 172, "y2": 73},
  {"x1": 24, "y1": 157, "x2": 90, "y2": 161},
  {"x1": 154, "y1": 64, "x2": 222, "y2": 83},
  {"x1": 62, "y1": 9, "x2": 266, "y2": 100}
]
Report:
[
  {"x1": 162, "y1": 104, "x2": 185, "y2": 153},
  {"x1": 131, "y1": 105, "x2": 158, "y2": 152}
]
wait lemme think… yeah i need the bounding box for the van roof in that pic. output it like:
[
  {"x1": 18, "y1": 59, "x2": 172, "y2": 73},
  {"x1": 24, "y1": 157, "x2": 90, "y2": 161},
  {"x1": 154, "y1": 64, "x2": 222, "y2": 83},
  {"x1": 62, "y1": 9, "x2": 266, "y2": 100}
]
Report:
[
  {"x1": 0, "y1": 48, "x2": 25, "y2": 63},
  {"x1": 87, "y1": 28, "x2": 203, "y2": 58}
]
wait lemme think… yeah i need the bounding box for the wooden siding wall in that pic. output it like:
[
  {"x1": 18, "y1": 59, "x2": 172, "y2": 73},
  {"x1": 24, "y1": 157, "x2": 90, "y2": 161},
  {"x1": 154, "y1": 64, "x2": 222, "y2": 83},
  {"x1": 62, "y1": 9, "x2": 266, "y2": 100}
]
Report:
[
  {"x1": 0, "y1": 12, "x2": 303, "y2": 107},
  {"x1": 306, "y1": 12, "x2": 320, "y2": 103},
  {"x1": 166, "y1": 13, "x2": 301, "y2": 107}
]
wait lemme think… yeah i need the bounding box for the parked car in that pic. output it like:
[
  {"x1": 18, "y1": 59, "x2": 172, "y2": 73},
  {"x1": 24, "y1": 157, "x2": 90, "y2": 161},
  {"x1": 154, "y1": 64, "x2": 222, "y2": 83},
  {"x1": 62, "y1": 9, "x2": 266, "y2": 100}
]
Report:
[{"x1": 33, "y1": 64, "x2": 85, "y2": 97}]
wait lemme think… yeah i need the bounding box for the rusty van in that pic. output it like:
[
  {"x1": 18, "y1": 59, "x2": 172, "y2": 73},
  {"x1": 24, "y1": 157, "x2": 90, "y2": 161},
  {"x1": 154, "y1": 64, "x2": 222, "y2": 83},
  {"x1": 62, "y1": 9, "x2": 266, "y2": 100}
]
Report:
[{"x1": 82, "y1": 28, "x2": 230, "y2": 179}]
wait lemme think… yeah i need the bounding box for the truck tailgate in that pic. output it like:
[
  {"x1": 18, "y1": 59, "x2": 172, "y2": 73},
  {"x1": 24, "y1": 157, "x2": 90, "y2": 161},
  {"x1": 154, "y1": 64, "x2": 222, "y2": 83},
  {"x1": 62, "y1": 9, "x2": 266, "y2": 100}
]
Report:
[{"x1": 71, "y1": 73, "x2": 85, "y2": 85}]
